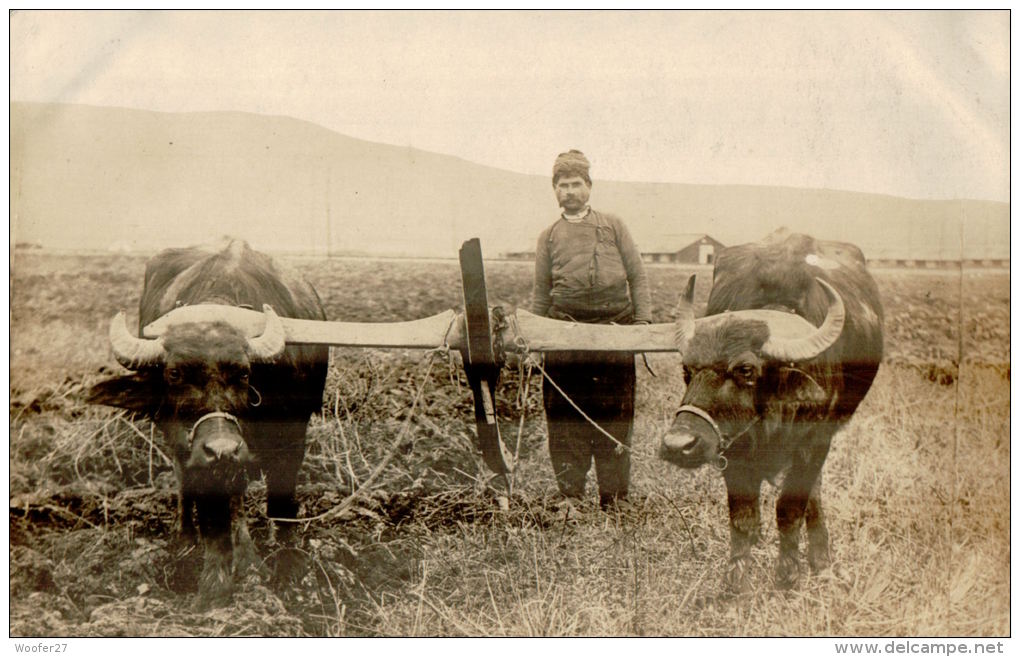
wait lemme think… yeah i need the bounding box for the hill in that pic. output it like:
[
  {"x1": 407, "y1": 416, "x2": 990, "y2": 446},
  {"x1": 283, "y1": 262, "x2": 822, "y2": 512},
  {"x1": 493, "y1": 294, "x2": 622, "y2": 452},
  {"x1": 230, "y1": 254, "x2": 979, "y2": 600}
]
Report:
[{"x1": 11, "y1": 102, "x2": 1008, "y2": 260}]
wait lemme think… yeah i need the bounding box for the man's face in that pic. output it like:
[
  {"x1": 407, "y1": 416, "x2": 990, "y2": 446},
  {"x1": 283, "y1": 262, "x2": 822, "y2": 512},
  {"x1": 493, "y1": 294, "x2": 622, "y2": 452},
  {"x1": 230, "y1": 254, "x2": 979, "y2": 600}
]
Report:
[{"x1": 554, "y1": 176, "x2": 591, "y2": 214}]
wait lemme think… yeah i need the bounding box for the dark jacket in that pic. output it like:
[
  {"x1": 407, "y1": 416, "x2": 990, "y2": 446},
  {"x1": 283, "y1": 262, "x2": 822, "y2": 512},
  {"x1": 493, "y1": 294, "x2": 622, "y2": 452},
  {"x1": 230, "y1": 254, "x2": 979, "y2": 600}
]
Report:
[{"x1": 532, "y1": 209, "x2": 652, "y2": 323}]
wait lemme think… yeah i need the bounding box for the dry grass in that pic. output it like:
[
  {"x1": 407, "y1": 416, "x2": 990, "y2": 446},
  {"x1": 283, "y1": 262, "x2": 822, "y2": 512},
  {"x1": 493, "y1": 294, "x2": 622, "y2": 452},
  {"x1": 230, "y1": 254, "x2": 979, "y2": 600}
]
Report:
[{"x1": 9, "y1": 253, "x2": 1009, "y2": 636}]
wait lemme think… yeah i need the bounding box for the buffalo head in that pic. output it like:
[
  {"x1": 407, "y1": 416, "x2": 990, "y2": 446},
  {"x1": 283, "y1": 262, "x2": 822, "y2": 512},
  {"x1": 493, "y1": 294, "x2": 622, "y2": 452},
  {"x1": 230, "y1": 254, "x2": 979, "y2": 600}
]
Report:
[
  {"x1": 659, "y1": 276, "x2": 842, "y2": 470},
  {"x1": 89, "y1": 305, "x2": 285, "y2": 485}
]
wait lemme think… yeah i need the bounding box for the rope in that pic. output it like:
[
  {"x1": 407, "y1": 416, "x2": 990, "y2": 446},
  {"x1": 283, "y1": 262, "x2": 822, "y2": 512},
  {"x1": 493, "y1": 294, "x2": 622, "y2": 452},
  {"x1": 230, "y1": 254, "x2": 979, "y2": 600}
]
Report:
[
  {"x1": 276, "y1": 312, "x2": 635, "y2": 524},
  {"x1": 511, "y1": 325, "x2": 632, "y2": 456},
  {"x1": 531, "y1": 359, "x2": 632, "y2": 455},
  {"x1": 640, "y1": 353, "x2": 657, "y2": 377},
  {"x1": 509, "y1": 359, "x2": 533, "y2": 495},
  {"x1": 424, "y1": 312, "x2": 460, "y2": 393},
  {"x1": 422, "y1": 312, "x2": 459, "y2": 365}
]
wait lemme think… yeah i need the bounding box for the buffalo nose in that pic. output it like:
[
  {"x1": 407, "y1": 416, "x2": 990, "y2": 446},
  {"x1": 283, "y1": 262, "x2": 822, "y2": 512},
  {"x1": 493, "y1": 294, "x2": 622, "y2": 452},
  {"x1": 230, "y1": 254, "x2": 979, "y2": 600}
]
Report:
[
  {"x1": 204, "y1": 437, "x2": 242, "y2": 461},
  {"x1": 662, "y1": 432, "x2": 698, "y2": 455}
]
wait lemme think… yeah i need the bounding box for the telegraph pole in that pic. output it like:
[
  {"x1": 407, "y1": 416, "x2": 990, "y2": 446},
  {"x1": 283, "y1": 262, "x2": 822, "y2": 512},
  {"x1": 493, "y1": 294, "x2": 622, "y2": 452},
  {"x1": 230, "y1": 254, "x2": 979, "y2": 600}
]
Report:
[{"x1": 324, "y1": 167, "x2": 332, "y2": 258}]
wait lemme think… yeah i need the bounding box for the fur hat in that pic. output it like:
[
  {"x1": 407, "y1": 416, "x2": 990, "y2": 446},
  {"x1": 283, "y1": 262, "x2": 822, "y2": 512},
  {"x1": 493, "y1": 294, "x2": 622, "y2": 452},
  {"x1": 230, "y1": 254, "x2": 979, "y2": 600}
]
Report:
[{"x1": 552, "y1": 150, "x2": 592, "y2": 186}]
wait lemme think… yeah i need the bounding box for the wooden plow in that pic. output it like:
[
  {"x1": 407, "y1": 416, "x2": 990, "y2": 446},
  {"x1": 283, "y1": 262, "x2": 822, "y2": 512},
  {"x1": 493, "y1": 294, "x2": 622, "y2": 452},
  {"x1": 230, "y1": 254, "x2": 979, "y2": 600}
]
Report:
[{"x1": 143, "y1": 238, "x2": 686, "y2": 480}]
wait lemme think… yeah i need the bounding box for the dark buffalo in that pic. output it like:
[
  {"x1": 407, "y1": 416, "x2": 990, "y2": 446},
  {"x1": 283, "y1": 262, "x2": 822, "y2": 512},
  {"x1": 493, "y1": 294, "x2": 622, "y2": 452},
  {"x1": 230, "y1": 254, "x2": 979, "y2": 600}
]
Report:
[
  {"x1": 88, "y1": 239, "x2": 329, "y2": 604},
  {"x1": 659, "y1": 230, "x2": 883, "y2": 591}
]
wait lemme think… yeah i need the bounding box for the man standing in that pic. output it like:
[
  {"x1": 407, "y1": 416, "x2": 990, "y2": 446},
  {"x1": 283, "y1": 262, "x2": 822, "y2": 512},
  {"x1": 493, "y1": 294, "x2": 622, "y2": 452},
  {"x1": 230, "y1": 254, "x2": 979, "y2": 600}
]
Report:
[{"x1": 532, "y1": 150, "x2": 652, "y2": 510}]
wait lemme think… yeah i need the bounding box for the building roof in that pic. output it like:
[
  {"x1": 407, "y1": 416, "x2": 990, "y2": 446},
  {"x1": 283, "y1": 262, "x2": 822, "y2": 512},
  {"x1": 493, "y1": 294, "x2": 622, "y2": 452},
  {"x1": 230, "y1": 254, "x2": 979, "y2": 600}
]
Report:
[{"x1": 638, "y1": 233, "x2": 723, "y2": 254}]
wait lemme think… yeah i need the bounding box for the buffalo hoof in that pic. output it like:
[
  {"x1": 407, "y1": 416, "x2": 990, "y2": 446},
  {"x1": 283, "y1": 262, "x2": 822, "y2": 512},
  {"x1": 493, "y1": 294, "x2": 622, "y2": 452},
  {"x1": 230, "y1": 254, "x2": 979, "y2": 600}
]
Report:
[
  {"x1": 232, "y1": 520, "x2": 258, "y2": 576},
  {"x1": 813, "y1": 560, "x2": 850, "y2": 588},
  {"x1": 808, "y1": 544, "x2": 831, "y2": 574},
  {"x1": 163, "y1": 535, "x2": 202, "y2": 594},
  {"x1": 268, "y1": 546, "x2": 309, "y2": 593},
  {"x1": 724, "y1": 558, "x2": 753, "y2": 596},
  {"x1": 196, "y1": 549, "x2": 234, "y2": 609},
  {"x1": 775, "y1": 552, "x2": 801, "y2": 590}
]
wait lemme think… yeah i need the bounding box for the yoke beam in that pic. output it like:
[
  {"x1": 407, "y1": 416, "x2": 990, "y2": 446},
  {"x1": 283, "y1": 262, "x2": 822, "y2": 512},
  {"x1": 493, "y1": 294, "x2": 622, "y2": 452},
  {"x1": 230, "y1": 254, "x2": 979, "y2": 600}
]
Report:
[
  {"x1": 139, "y1": 239, "x2": 686, "y2": 480},
  {"x1": 144, "y1": 306, "x2": 682, "y2": 353}
]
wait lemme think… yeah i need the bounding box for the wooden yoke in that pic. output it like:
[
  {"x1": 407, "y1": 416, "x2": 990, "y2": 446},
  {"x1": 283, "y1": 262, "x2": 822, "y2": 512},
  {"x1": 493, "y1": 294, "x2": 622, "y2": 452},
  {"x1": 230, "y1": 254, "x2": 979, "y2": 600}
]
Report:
[
  {"x1": 458, "y1": 238, "x2": 514, "y2": 479},
  {"x1": 141, "y1": 239, "x2": 691, "y2": 483}
]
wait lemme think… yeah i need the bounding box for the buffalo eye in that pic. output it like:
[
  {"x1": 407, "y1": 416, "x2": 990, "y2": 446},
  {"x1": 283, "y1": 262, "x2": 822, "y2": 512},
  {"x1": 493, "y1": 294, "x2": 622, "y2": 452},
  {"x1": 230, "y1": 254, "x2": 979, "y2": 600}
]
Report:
[
  {"x1": 681, "y1": 365, "x2": 692, "y2": 385},
  {"x1": 165, "y1": 367, "x2": 182, "y2": 384},
  {"x1": 226, "y1": 365, "x2": 250, "y2": 386},
  {"x1": 731, "y1": 363, "x2": 759, "y2": 385}
]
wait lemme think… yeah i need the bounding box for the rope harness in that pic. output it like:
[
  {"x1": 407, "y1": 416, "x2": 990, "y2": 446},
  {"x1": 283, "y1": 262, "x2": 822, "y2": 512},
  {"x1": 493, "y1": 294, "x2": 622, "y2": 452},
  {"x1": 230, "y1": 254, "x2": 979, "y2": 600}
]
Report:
[
  {"x1": 673, "y1": 404, "x2": 760, "y2": 471},
  {"x1": 187, "y1": 411, "x2": 243, "y2": 450}
]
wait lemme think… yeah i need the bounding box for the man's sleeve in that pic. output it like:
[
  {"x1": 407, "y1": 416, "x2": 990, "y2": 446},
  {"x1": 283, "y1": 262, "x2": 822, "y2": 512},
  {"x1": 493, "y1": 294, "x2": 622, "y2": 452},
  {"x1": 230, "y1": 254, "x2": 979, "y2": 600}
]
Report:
[
  {"x1": 532, "y1": 228, "x2": 553, "y2": 317},
  {"x1": 615, "y1": 219, "x2": 653, "y2": 323}
]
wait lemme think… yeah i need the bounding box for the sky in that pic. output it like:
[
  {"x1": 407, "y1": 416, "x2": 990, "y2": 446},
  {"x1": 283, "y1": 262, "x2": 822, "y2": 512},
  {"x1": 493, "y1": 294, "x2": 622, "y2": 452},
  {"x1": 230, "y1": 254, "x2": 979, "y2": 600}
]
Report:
[{"x1": 9, "y1": 9, "x2": 1011, "y2": 203}]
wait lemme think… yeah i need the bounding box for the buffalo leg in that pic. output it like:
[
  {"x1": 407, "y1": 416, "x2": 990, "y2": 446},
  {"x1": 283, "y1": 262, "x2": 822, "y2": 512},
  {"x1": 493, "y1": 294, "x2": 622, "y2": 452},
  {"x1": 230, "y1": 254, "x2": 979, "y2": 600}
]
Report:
[
  {"x1": 175, "y1": 464, "x2": 199, "y2": 543},
  {"x1": 230, "y1": 496, "x2": 257, "y2": 577},
  {"x1": 263, "y1": 423, "x2": 308, "y2": 525},
  {"x1": 195, "y1": 494, "x2": 235, "y2": 607},
  {"x1": 723, "y1": 468, "x2": 762, "y2": 593},
  {"x1": 178, "y1": 491, "x2": 198, "y2": 542},
  {"x1": 775, "y1": 441, "x2": 831, "y2": 589},
  {"x1": 262, "y1": 422, "x2": 309, "y2": 588},
  {"x1": 805, "y1": 474, "x2": 830, "y2": 572}
]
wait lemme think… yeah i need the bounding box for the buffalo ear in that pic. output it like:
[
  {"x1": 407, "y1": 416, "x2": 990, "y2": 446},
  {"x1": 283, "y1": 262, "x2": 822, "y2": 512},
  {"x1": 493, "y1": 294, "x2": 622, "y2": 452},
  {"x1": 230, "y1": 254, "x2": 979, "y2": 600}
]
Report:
[
  {"x1": 86, "y1": 373, "x2": 162, "y2": 416},
  {"x1": 775, "y1": 367, "x2": 827, "y2": 404}
]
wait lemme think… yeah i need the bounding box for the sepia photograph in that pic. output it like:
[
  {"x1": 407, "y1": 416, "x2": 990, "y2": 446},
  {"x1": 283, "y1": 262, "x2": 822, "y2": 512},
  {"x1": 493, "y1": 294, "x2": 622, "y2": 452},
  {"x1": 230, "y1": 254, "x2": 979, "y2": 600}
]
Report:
[{"x1": 9, "y1": 9, "x2": 1010, "y2": 644}]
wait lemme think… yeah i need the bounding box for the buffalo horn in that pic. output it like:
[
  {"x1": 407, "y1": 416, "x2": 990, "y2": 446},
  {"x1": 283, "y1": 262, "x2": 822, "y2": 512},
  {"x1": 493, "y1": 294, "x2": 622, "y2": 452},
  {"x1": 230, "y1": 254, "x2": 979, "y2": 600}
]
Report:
[
  {"x1": 760, "y1": 277, "x2": 845, "y2": 362},
  {"x1": 674, "y1": 275, "x2": 697, "y2": 349},
  {"x1": 109, "y1": 311, "x2": 166, "y2": 369},
  {"x1": 246, "y1": 305, "x2": 287, "y2": 362}
]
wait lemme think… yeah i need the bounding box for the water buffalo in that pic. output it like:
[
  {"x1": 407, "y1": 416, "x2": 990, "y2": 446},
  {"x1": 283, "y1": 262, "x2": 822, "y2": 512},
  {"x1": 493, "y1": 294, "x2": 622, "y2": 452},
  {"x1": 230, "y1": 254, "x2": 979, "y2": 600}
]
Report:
[
  {"x1": 87, "y1": 239, "x2": 329, "y2": 604},
  {"x1": 659, "y1": 231, "x2": 883, "y2": 591}
]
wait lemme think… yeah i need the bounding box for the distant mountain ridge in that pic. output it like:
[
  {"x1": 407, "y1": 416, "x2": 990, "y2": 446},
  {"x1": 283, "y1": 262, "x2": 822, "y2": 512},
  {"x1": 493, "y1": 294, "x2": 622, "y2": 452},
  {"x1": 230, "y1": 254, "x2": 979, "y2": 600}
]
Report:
[{"x1": 11, "y1": 102, "x2": 1008, "y2": 260}]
